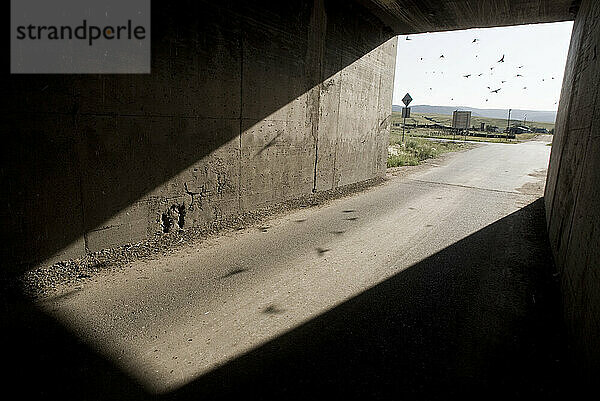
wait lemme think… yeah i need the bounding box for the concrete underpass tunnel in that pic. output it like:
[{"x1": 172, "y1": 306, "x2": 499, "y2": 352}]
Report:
[{"x1": 2, "y1": 0, "x2": 599, "y2": 396}]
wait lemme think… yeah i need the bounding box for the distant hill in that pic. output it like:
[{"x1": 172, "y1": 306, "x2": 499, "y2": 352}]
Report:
[{"x1": 392, "y1": 105, "x2": 557, "y2": 123}]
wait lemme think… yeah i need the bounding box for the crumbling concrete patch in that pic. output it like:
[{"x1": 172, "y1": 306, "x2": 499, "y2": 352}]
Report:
[{"x1": 160, "y1": 204, "x2": 186, "y2": 233}]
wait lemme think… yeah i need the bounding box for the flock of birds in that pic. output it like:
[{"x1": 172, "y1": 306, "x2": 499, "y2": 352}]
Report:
[{"x1": 405, "y1": 35, "x2": 559, "y2": 105}]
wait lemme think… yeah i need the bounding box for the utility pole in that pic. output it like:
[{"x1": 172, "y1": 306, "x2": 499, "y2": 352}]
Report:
[{"x1": 506, "y1": 108, "x2": 512, "y2": 140}]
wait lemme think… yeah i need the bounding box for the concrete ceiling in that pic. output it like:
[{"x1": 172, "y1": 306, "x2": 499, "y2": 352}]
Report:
[{"x1": 359, "y1": 0, "x2": 579, "y2": 34}]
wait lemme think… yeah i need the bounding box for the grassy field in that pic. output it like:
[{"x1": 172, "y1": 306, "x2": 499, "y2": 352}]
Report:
[
  {"x1": 386, "y1": 111, "x2": 552, "y2": 168},
  {"x1": 387, "y1": 136, "x2": 470, "y2": 167},
  {"x1": 391, "y1": 129, "x2": 535, "y2": 144},
  {"x1": 391, "y1": 111, "x2": 556, "y2": 132},
  {"x1": 390, "y1": 111, "x2": 553, "y2": 144}
]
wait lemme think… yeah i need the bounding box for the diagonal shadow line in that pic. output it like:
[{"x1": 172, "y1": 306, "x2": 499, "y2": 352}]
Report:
[
  {"x1": 0, "y1": 0, "x2": 395, "y2": 275},
  {"x1": 161, "y1": 198, "x2": 570, "y2": 400},
  {"x1": 2, "y1": 199, "x2": 573, "y2": 400}
]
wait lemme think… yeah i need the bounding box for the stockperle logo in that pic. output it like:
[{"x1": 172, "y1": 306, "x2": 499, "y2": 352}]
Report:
[{"x1": 11, "y1": 0, "x2": 150, "y2": 73}]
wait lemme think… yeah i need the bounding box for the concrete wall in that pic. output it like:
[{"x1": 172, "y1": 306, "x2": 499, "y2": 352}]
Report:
[
  {"x1": 0, "y1": 0, "x2": 396, "y2": 274},
  {"x1": 544, "y1": 0, "x2": 600, "y2": 383}
]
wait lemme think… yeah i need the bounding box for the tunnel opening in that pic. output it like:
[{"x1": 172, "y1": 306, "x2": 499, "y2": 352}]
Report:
[{"x1": 388, "y1": 22, "x2": 573, "y2": 169}]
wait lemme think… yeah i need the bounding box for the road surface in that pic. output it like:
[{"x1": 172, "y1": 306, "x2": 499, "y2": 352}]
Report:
[{"x1": 7, "y1": 139, "x2": 568, "y2": 400}]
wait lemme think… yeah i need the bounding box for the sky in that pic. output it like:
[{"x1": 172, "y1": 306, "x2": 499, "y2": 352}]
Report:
[{"x1": 392, "y1": 21, "x2": 574, "y2": 111}]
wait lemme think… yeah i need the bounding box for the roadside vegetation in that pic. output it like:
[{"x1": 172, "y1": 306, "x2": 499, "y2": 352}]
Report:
[
  {"x1": 387, "y1": 135, "x2": 469, "y2": 167},
  {"x1": 390, "y1": 111, "x2": 554, "y2": 144},
  {"x1": 387, "y1": 110, "x2": 552, "y2": 168}
]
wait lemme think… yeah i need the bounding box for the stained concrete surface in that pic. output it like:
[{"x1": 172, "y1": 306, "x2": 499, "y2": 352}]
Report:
[
  {"x1": 0, "y1": 0, "x2": 396, "y2": 272},
  {"x1": 2, "y1": 140, "x2": 572, "y2": 399},
  {"x1": 544, "y1": 0, "x2": 600, "y2": 382}
]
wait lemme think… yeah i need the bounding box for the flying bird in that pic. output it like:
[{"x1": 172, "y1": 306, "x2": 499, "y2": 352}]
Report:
[
  {"x1": 490, "y1": 67, "x2": 495, "y2": 70},
  {"x1": 463, "y1": 74, "x2": 471, "y2": 78},
  {"x1": 478, "y1": 73, "x2": 483, "y2": 76},
  {"x1": 523, "y1": 87, "x2": 527, "y2": 89},
  {"x1": 501, "y1": 80, "x2": 507, "y2": 83},
  {"x1": 472, "y1": 38, "x2": 479, "y2": 43},
  {"x1": 316, "y1": 247, "x2": 330, "y2": 255},
  {"x1": 440, "y1": 54, "x2": 445, "y2": 58},
  {"x1": 516, "y1": 74, "x2": 523, "y2": 77},
  {"x1": 485, "y1": 99, "x2": 489, "y2": 102},
  {"x1": 491, "y1": 88, "x2": 501, "y2": 93},
  {"x1": 517, "y1": 65, "x2": 524, "y2": 68},
  {"x1": 498, "y1": 55, "x2": 505, "y2": 63},
  {"x1": 487, "y1": 86, "x2": 491, "y2": 89}
]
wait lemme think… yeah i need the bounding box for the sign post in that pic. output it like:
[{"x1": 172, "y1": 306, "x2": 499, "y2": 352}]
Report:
[
  {"x1": 506, "y1": 108, "x2": 512, "y2": 141},
  {"x1": 402, "y1": 93, "x2": 413, "y2": 143}
]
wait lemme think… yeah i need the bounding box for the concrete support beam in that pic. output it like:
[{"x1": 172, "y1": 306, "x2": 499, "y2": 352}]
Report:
[{"x1": 360, "y1": 0, "x2": 576, "y2": 34}]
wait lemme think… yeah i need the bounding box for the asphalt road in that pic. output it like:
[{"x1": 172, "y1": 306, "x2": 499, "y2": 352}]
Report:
[{"x1": 5, "y1": 139, "x2": 569, "y2": 400}]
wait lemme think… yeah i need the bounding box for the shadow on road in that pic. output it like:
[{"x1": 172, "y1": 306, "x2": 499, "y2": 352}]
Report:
[{"x1": 1, "y1": 198, "x2": 572, "y2": 400}]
